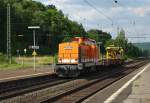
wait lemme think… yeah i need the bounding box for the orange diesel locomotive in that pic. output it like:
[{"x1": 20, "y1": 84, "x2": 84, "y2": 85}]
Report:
[
  {"x1": 55, "y1": 37, "x2": 124, "y2": 77},
  {"x1": 55, "y1": 37, "x2": 99, "y2": 77}
]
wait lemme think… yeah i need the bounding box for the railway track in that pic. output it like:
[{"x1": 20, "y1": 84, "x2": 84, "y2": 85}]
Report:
[
  {"x1": 41, "y1": 60, "x2": 150, "y2": 103},
  {"x1": 0, "y1": 59, "x2": 149, "y2": 103},
  {"x1": 0, "y1": 74, "x2": 72, "y2": 101}
]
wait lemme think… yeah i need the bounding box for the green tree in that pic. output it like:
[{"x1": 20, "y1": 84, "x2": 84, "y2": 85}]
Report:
[
  {"x1": 114, "y1": 29, "x2": 146, "y2": 58},
  {"x1": 115, "y1": 29, "x2": 128, "y2": 52},
  {"x1": 0, "y1": 0, "x2": 86, "y2": 55},
  {"x1": 87, "y1": 29, "x2": 111, "y2": 43},
  {"x1": 87, "y1": 29, "x2": 112, "y2": 54},
  {"x1": 0, "y1": 0, "x2": 7, "y2": 53}
]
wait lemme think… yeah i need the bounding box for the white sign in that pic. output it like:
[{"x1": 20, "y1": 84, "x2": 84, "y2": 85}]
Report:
[
  {"x1": 28, "y1": 26, "x2": 40, "y2": 29},
  {"x1": 29, "y1": 46, "x2": 39, "y2": 49}
]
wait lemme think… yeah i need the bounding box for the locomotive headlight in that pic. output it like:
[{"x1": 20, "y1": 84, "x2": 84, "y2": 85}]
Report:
[
  {"x1": 58, "y1": 58, "x2": 62, "y2": 63},
  {"x1": 75, "y1": 59, "x2": 78, "y2": 62}
]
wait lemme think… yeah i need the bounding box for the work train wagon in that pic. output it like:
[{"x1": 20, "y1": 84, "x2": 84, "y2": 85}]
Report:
[
  {"x1": 103, "y1": 47, "x2": 124, "y2": 66},
  {"x1": 55, "y1": 37, "x2": 124, "y2": 77}
]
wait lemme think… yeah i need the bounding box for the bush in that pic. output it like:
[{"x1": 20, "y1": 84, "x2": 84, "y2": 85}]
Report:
[
  {"x1": 123, "y1": 55, "x2": 128, "y2": 60},
  {"x1": 37, "y1": 46, "x2": 51, "y2": 55},
  {"x1": 0, "y1": 53, "x2": 16, "y2": 64},
  {"x1": 0, "y1": 53, "x2": 8, "y2": 63},
  {"x1": 54, "y1": 54, "x2": 58, "y2": 63}
]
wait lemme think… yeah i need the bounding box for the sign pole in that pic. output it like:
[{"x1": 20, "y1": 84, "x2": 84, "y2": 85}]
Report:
[
  {"x1": 33, "y1": 30, "x2": 36, "y2": 71},
  {"x1": 34, "y1": 50, "x2": 36, "y2": 71},
  {"x1": 28, "y1": 26, "x2": 40, "y2": 72}
]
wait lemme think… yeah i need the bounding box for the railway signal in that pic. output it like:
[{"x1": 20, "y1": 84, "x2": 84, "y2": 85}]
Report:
[{"x1": 28, "y1": 26, "x2": 40, "y2": 71}]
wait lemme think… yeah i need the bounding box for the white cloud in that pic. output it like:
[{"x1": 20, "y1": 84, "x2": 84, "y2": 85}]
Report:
[
  {"x1": 132, "y1": 7, "x2": 145, "y2": 17},
  {"x1": 131, "y1": 6, "x2": 150, "y2": 17},
  {"x1": 35, "y1": 0, "x2": 150, "y2": 43}
]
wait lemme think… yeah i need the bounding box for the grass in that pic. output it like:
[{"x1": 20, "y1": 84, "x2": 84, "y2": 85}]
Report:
[
  {"x1": 0, "y1": 63, "x2": 31, "y2": 70},
  {"x1": 15, "y1": 55, "x2": 55, "y2": 65},
  {"x1": 0, "y1": 53, "x2": 28, "y2": 70},
  {"x1": 0, "y1": 53, "x2": 55, "y2": 71}
]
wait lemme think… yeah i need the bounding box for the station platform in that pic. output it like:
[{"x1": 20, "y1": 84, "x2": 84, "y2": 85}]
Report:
[
  {"x1": 123, "y1": 63, "x2": 150, "y2": 103},
  {"x1": 0, "y1": 65, "x2": 54, "y2": 83},
  {"x1": 82, "y1": 62, "x2": 150, "y2": 103}
]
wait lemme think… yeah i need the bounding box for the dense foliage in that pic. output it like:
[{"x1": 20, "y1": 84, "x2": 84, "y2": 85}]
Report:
[
  {"x1": 87, "y1": 29, "x2": 111, "y2": 54},
  {"x1": 0, "y1": 0, "x2": 86, "y2": 55},
  {"x1": 0, "y1": 0, "x2": 148, "y2": 58},
  {"x1": 87, "y1": 29, "x2": 111, "y2": 43},
  {"x1": 106, "y1": 29, "x2": 149, "y2": 58}
]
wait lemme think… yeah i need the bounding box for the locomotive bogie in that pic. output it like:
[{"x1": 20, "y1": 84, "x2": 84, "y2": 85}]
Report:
[{"x1": 55, "y1": 64, "x2": 80, "y2": 77}]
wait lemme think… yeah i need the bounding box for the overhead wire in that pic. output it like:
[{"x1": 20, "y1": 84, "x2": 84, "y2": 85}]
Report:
[
  {"x1": 112, "y1": 0, "x2": 142, "y2": 40},
  {"x1": 109, "y1": 0, "x2": 148, "y2": 43},
  {"x1": 84, "y1": 0, "x2": 114, "y2": 26},
  {"x1": 83, "y1": 0, "x2": 118, "y2": 36}
]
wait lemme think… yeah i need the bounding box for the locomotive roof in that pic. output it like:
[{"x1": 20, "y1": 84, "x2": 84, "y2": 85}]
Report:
[{"x1": 72, "y1": 37, "x2": 96, "y2": 42}]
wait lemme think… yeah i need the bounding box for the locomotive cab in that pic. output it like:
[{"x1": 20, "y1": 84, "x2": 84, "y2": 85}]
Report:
[
  {"x1": 55, "y1": 37, "x2": 99, "y2": 77},
  {"x1": 55, "y1": 42, "x2": 81, "y2": 77}
]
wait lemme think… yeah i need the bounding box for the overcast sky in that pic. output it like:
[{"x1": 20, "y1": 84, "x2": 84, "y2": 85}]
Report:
[{"x1": 34, "y1": 0, "x2": 150, "y2": 43}]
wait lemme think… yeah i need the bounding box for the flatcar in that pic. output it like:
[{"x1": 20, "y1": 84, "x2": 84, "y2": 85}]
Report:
[{"x1": 55, "y1": 37, "x2": 124, "y2": 77}]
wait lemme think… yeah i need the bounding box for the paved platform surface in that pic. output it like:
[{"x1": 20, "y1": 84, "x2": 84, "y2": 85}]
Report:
[
  {"x1": 82, "y1": 62, "x2": 150, "y2": 103},
  {"x1": 0, "y1": 65, "x2": 54, "y2": 82},
  {"x1": 123, "y1": 63, "x2": 150, "y2": 103}
]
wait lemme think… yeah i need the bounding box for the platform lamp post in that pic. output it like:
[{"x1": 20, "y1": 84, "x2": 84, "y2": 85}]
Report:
[{"x1": 28, "y1": 26, "x2": 40, "y2": 71}]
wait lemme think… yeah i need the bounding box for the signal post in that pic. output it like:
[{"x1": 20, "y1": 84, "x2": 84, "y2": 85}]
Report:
[{"x1": 28, "y1": 26, "x2": 40, "y2": 71}]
